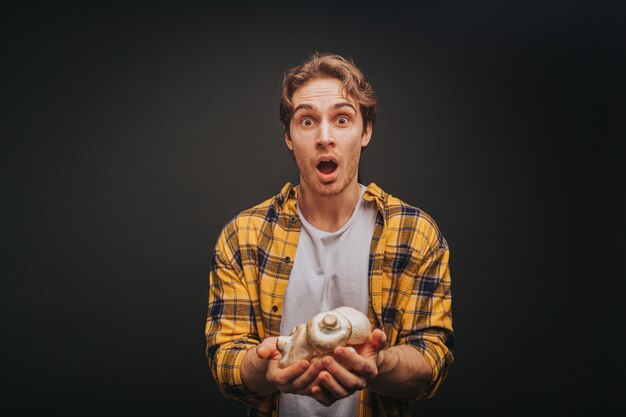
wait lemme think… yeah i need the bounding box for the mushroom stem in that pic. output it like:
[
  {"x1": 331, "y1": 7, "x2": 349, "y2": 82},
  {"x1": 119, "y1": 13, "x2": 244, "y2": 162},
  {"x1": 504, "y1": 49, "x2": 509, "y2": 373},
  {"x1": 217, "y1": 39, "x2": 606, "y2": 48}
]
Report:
[{"x1": 321, "y1": 314, "x2": 338, "y2": 330}]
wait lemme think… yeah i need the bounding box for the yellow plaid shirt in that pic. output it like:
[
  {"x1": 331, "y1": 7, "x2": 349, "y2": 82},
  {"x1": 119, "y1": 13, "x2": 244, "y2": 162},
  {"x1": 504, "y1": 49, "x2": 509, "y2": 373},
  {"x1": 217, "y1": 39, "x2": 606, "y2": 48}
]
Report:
[{"x1": 206, "y1": 182, "x2": 454, "y2": 417}]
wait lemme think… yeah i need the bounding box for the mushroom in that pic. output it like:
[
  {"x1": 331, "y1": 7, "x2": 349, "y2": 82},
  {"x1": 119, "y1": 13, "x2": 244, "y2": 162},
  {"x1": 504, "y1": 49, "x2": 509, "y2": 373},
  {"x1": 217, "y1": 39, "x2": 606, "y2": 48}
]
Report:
[
  {"x1": 276, "y1": 324, "x2": 313, "y2": 366},
  {"x1": 277, "y1": 306, "x2": 372, "y2": 367}
]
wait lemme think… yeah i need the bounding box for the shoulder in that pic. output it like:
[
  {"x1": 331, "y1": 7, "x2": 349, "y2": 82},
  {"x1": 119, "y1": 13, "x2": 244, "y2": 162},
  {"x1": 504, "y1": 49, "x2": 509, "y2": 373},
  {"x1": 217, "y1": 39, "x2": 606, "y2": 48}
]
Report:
[
  {"x1": 219, "y1": 183, "x2": 295, "y2": 240},
  {"x1": 386, "y1": 194, "x2": 438, "y2": 233},
  {"x1": 368, "y1": 183, "x2": 448, "y2": 254}
]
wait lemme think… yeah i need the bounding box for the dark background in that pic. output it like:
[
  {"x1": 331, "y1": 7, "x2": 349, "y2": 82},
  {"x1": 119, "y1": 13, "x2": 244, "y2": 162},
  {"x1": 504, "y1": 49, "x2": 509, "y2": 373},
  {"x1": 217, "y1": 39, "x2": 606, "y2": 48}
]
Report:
[{"x1": 1, "y1": 1, "x2": 624, "y2": 416}]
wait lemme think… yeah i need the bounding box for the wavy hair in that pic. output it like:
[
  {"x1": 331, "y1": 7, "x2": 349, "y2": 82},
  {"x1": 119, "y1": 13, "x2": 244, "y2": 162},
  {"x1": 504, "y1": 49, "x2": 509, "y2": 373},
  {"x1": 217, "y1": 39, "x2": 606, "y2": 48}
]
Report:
[{"x1": 279, "y1": 52, "x2": 377, "y2": 134}]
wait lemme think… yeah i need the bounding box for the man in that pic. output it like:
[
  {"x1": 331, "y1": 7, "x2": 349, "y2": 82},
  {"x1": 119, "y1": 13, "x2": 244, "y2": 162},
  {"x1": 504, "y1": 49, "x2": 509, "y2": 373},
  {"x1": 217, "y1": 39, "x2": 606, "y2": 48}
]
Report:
[{"x1": 206, "y1": 52, "x2": 454, "y2": 417}]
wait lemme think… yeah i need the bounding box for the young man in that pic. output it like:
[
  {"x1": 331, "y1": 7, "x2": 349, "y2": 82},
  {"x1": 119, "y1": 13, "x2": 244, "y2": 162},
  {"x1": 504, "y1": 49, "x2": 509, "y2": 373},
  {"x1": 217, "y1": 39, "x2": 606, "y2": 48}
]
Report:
[{"x1": 206, "y1": 53, "x2": 454, "y2": 417}]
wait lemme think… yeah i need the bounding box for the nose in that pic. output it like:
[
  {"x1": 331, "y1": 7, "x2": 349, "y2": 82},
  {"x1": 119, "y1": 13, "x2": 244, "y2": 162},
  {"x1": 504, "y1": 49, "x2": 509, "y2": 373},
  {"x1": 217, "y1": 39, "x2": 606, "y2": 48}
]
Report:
[{"x1": 316, "y1": 120, "x2": 335, "y2": 148}]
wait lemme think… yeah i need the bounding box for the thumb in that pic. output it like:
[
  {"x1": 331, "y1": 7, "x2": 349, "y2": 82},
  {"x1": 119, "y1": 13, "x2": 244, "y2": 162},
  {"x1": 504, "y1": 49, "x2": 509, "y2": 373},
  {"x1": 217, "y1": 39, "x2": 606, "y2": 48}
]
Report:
[
  {"x1": 256, "y1": 337, "x2": 278, "y2": 360},
  {"x1": 371, "y1": 329, "x2": 387, "y2": 351}
]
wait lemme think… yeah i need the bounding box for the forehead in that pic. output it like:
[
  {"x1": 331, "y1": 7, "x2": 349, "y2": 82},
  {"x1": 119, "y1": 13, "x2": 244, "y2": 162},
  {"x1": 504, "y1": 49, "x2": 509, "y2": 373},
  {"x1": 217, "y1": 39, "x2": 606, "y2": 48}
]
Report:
[{"x1": 292, "y1": 77, "x2": 357, "y2": 109}]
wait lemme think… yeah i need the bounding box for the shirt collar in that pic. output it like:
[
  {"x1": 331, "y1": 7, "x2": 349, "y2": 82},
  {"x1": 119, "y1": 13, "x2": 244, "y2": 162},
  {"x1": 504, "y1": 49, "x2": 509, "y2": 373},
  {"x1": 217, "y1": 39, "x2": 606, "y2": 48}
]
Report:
[
  {"x1": 363, "y1": 182, "x2": 386, "y2": 203},
  {"x1": 276, "y1": 182, "x2": 297, "y2": 208},
  {"x1": 277, "y1": 182, "x2": 387, "y2": 208},
  {"x1": 276, "y1": 182, "x2": 389, "y2": 215}
]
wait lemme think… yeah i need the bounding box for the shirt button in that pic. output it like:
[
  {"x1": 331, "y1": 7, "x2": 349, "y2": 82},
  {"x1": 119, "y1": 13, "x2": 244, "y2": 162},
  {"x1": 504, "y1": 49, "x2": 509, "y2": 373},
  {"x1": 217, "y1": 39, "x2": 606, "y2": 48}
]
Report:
[
  {"x1": 284, "y1": 256, "x2": 291, "y2": 263},
  {"x1": 272, "y1": 305, "x2": 278, "y2": 312},
  {"x1": 289, "y1": 216, "x2": 297, "y2": 224}
]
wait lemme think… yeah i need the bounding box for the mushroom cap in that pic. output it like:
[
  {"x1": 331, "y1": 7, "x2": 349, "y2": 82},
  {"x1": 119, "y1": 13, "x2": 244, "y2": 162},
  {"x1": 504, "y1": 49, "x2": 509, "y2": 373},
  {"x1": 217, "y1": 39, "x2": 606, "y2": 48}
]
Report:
[
  {"x1": 306, "y1": 311, "x2": 351, "y2": 354},
  {"x1": 333, "y1": 306, "x2": 372, "y2": 345}
]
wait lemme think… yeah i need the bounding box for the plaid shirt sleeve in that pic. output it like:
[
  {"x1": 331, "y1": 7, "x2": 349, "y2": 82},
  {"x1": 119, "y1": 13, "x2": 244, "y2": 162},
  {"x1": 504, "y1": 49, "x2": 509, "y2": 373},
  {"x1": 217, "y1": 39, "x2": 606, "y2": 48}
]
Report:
[
  {"x1": 393, "y1": 209, "x2": 454, "y2": 400},
  {"x1": 205, "y1": 217, "x2": 263, "y2": 406}
]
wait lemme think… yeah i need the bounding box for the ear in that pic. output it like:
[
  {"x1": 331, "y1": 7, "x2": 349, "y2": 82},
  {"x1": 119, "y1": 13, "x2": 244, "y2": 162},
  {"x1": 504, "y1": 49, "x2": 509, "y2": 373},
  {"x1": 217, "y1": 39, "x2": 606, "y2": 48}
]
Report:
[
  {"x1": 360, "y1": 121, "x2": 373, "y2": 148},
  {"x1": 284, "y1": 131, "x2": 293, "y2": 150}
]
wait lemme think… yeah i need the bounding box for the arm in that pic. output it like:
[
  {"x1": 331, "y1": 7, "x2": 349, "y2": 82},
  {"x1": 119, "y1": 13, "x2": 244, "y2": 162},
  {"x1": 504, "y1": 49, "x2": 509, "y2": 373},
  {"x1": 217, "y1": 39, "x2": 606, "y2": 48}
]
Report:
[
  {"x1": 365, "y1": 342, "x2": 433, "y2": 397},
  {"x1": 311, "y1": 330, "x2": 432, "y2": 401},
  {"x1": 401, "y1": 241, "x2": 454, "y2": 399},
  {"x1": 205, "y1": 226, "x2": 262, "y2": 405},
  {"x1": 207, "y1": 223, "x2": 325, "y2": 403}
]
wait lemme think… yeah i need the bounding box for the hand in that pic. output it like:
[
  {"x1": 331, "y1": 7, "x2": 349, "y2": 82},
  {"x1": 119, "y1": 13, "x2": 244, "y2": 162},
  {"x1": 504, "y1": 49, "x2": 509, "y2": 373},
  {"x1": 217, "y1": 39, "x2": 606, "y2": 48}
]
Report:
[
  {"x1": 266, "y1": 356, "x2": 324, "y2": 396},
  {"x1": 242, "y1": 338, "x2": 336, "y2": 404},
  {"x1": 241, "y1": 337, "x2": 281, "y2": 396},
  {"x1": 253, "y1": 338, "x2": 325, "y2": 397},
  {"x1": 254, "y1": 337, "x2": 281, "y2": 361},
  {"x1": 311, "y1": 329, "x2": 387, "y2": 404}
]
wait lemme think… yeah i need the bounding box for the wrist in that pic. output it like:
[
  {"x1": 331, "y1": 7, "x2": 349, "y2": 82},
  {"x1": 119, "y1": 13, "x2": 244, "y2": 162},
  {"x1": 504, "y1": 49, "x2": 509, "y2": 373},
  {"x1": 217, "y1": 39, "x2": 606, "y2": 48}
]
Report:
[
  {"x1": 375, "y1": 347, "x2": 391, "y2": 376},
  {"x1": 242, "y1": 346, "x2": 270, "y2": 393}
]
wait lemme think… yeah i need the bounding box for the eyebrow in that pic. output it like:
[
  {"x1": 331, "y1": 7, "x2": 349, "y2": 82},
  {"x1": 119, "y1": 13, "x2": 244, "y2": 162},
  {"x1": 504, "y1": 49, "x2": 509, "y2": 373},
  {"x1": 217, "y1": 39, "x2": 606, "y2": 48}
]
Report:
[
  {"x1": 334, "y1": 102, "x2": 357, "y2": 112},
  {"x1": 293, "y1": 102, "x2": 357, "y2": 114}
]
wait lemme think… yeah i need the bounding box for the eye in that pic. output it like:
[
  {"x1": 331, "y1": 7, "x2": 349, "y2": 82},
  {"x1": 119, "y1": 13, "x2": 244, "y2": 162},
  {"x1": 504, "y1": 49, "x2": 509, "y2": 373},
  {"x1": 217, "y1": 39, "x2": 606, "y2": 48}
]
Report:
[
  {"x1": 301, "y1": 117, "x2": 314, "y2": 127},
  {"x1": 336, "y1": 115, "x2": 350, "y2": 125}
]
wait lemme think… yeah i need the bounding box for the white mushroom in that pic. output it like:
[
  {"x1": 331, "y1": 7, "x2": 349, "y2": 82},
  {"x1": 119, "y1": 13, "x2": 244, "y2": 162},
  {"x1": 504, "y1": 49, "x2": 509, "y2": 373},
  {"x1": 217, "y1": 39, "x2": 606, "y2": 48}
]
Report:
[
  {"x1": 277, "y1": 324, "x2": 313, "y2": 367},
  {"x1": 276, "y1": 306, "x2": 372, "y2": 368},
  {"x1": 333, "y1": 306, "x2": 372, "y2": 345},
  {"x1": 306, "y1": 310, "x2": 352, "y2": 354}
]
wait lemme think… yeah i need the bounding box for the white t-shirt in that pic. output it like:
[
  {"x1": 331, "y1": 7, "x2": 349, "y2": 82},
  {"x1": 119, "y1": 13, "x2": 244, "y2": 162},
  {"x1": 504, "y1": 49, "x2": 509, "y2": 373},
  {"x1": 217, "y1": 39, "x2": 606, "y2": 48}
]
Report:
[{"x1": 279, "y1": 185, "x2": 378, "y2": 417}]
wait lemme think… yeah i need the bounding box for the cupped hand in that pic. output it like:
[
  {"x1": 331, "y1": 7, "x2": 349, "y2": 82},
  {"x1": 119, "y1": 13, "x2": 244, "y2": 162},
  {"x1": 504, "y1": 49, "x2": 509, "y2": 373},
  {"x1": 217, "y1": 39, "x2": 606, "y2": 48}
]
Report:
[
  {"x1": 266, "y1": 356, "x2": 323, "y2": 395},
  {"x1": 313, "y1": 329, "x2": 387, "y2": 401}
]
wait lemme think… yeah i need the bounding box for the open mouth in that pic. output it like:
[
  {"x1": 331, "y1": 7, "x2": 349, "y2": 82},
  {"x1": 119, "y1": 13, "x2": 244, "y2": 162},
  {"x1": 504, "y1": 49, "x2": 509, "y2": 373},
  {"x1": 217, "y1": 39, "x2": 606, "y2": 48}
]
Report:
[{"x1": 317, "y1": 160, "x2": 338, "y2": 175}]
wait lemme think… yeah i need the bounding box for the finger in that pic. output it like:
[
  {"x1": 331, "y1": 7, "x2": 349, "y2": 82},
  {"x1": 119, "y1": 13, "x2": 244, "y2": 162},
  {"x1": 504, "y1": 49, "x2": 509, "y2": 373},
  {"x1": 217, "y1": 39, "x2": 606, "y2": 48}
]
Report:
[
  {"x1": 332, "y1": 347, "x2": 378, "y2": 379},
  {"x1": 256, "y1": 344, "x2": 270, "y2": 359},
  {"x1": 322, "y1": 355, "x2": 369, "y2": 391},
  {"x1": 317, "y1": 369, "x2": 353, "y2": 399},
  {"x1": 354, "y1": 329, "x2": 387, "y2": 357},
  {"x1": 370, "y1": 329, "x2": 387, "y2": 350},
  {"x1": 256, "y1": 338, "x2": 278, "y2": 360},
  {"x1": 290, "y1": 360, "x2": 323, "y2": 393},
  {"x1": 310, "y1": 384, "x2": 337, "y2": 407},
  {"x1": 267, "y1": 360, "x2": 309, "y2": 388}
]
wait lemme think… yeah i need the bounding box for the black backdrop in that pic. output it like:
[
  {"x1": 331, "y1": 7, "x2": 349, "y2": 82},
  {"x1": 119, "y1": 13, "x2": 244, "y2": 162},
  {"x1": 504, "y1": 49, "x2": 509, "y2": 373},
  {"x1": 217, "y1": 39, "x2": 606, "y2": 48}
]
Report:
[{"x1": 1, "y1": 1, "x2": 624, "y2": 416}]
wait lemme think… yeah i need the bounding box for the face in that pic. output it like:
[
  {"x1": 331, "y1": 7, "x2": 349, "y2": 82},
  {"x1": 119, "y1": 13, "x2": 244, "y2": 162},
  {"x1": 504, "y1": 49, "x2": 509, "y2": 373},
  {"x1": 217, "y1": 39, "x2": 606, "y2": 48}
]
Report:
[{"x1": 285, "y1": 77, "x2": 372, "y2": 198}]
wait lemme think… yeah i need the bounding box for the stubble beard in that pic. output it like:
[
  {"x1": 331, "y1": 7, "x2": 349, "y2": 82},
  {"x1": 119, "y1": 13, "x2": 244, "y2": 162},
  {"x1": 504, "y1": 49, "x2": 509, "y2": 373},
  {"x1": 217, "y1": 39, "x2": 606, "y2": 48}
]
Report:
[{"x1": 295, "y1": 154, "x2": 360, "y2": 198}]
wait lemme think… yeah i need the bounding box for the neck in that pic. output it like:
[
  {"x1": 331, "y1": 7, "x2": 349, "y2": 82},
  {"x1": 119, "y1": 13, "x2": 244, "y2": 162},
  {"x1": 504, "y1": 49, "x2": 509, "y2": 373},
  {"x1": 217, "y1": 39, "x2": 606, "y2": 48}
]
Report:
[{"x1": 297, "y1": 180, "x2": 362, "y2": 233}]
